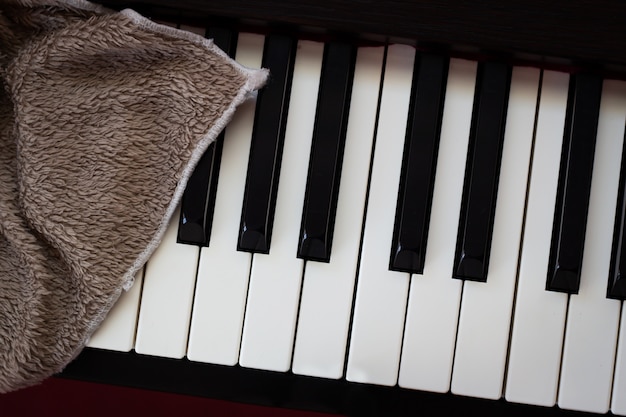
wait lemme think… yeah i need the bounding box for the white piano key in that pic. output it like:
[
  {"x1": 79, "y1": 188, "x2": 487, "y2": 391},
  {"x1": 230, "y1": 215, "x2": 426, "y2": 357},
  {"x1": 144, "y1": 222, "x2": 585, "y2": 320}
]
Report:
[
  {"x1": 398, "y1": 58, "x2": 477, "y2": 393},
  {"x1": 450, "y1": 67, "x2": 540, "y2": 399},
  {"x1": 505, "y1": 70, "x2": 571, "y2": 407},
  {"x1": 186, "y1": 33, "x2": 264, "y2": 365},
  {"x1": 558, "y1": 80, "x2": 626, "y2": 414},
  {"x1": 613, "y1": 306, "x2": 626, "y2": 416},
  {"x1": 345, "y1": 44, "x2": 415, "y2": 386},
  {"x1": 291, "y1": 46, "x2": 385, "y2": 379},
  {"x1": 238, "y1": 40, "x2": 324, "y2": 372},
  {"x1": 87, "y1": 268, "x2": 145, "y2": 351},
  {"x1": 134, "y1": 206, "x2": 200, "y2": 358}
]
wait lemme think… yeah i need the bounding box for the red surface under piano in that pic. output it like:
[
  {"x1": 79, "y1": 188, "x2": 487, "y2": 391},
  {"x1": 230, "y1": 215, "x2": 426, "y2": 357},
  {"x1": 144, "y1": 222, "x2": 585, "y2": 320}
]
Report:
[{"x1": 0, "y1": 377, "x2": 344, "y2": 417}]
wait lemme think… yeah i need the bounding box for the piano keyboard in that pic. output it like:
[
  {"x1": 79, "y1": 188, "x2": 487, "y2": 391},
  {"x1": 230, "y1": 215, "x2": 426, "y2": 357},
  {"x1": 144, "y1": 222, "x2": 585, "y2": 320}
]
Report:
[{"x1": 83, "y1": 21, "x2": 626, "y2": 416}]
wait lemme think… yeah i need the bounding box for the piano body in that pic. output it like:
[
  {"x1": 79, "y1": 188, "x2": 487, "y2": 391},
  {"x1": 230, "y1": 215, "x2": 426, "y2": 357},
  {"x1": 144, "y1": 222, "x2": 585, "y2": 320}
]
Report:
[{"x1": 59, "y1": 0, "x2": 626, "y2": 416}]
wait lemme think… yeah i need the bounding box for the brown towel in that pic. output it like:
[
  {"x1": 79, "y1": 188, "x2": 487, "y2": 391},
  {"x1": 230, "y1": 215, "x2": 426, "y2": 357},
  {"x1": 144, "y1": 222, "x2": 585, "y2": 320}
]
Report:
[{"x1": 0, "y1": 0, "x2": 268, "y2": 392}]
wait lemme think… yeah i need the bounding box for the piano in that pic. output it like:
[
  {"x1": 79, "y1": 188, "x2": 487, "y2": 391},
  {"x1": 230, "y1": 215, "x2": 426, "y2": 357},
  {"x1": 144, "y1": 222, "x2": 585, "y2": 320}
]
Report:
[{"x1": 59, "y1": 1, "x2": 626, "y2": 416}]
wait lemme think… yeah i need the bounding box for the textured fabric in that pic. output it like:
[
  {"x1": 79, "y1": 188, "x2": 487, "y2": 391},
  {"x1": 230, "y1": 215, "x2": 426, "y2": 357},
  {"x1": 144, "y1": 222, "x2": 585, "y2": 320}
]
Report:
[{"x1": 0, "y1": 0, "x2": 268, "y2": 392}]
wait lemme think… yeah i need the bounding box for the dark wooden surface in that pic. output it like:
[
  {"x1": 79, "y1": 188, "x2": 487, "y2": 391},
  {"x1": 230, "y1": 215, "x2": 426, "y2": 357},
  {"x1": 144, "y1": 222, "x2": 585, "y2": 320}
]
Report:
[
  {"x1": 101, "y1": 0, "x2": 626, "y2": 75},
  {"x1": 0, "y1": 377, "x2": 336, "y2": 417}
]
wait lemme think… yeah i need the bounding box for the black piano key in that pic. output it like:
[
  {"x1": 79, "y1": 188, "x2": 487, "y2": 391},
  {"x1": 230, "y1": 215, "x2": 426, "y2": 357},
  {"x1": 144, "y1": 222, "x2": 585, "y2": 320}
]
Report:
[
  {"x1": 297, "y1": 42, "x2": 357, "y2": 262},
  {"x1": 389, "y1": 53, "x2": 449, "y2": 274},
  {"x1": 207, "y1": 26, "x2": 238, "y2": 54},
  {"x1": 546, "y1": 73, "x2": 603, "y2": 294},
  {"x1": 177, "y1": 144, "x2": 221, "y2": 245},
  {"x1": 238, "y1": 35, "x2": 297, "y2": 253},
  {"x1": 452, "y1": 61, "x2": 512, "y2": 281},
  {"x1": 177, "y1": 27, "x2": 238, "y2": 246},
  {"x1": 608, "y1": 131, "x2": 626, "y2": 299}
]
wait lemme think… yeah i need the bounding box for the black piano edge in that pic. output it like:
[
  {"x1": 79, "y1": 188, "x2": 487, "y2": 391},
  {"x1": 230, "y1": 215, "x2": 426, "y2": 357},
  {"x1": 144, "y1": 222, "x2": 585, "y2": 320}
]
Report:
[
  {"x1": 58, "y1": 348, "x2": 599, "y2": 417},
  {"x1": 99, "y1": 0, "x2": 626, "y2": 79}
]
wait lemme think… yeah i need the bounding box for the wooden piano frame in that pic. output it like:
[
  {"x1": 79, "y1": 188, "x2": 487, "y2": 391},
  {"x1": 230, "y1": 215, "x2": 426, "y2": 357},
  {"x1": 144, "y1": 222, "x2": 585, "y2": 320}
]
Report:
[{"x1": 99, "y1": 0, "x2": 626, "y2": 75}]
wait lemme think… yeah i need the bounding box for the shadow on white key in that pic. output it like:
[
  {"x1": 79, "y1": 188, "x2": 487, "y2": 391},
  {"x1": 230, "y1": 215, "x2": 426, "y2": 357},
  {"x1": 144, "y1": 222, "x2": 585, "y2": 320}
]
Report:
[
  {"x1": 87, "y1": 267, "x2": 144, "y2": 351},
  {"x1": 557, "y1": 80, "x2": 626, "y2": 414},
  {"x1": 291, "y1": 46, "x2": 384, "y2": 379},
  {"x1": 505, "y1": 70, "x2": 570, "y2": 407},
  {"x1": 450, "y1": 67, "x2": 540, "y2": 399},
  {"x1": 398, "y1": 58, "x2": 477, "y2": 393},
  {"x1": 345, "y1": 44, "x2": 415, "y2": 386},
  {"x1": 614, "y1": 305, "x2": 626, "y2": 416},
  {"x1": 134, "y1": 206, "x2": 200, "y2": 358},
  {"x1": 238, "y1": 40, "x2": 323, "y2": 372},
  {"x1": 186, "y1": 33, "x2": 264, "y2": 366}
]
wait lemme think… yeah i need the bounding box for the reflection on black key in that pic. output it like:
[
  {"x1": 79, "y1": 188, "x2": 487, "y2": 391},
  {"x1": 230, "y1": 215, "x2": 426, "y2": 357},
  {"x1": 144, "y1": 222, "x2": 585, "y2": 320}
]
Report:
[
  {"x1": 238, "y1": 35, "x2": 297, "y2": 253},
  {"x1": 389, "y1": 53, "x2": 449, "y2": 274},
  {"x1": 178, "y1": 28, "x2": 238, "y2": 246},
  {"x1": 608, "y1": 132, "x2": 626, "y2": 299},
  {"x1": 297, "y1": 42, "x2": 356, "y2": 262},
  {"x1": 547, "y1": 73, "x2": 603, "y2": 294},
  {"x1": 452, "y1": 61, "x2": 512, "y2": 281}
]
